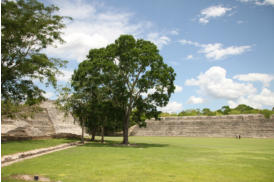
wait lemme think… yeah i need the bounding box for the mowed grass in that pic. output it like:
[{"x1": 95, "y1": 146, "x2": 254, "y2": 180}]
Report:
[
  {"x1": 2, "y1": 137, "x2": 274, "y2": 182},
  {"x1": 1, "y1": 138, "x2": 78, "y2": 156}
]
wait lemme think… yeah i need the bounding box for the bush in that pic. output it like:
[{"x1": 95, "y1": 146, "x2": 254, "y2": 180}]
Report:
[{"x1": 260, "y1": 110, "x2": 273, "y2": 119}]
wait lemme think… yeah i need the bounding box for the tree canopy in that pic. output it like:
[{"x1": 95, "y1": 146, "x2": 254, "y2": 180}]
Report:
[
  {"x1": 165, "y1": 104, "x2": 274, "y2": 119},
  {"x1": 1, "y1": 0, "x2": 69, "y2": 106},
  {"x1": 71, "y1": 35, "x2": 176, "y2": 144}
]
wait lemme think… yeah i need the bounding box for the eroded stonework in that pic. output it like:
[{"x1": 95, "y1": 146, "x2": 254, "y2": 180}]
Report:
[
  {"x1": 1, "y1": 100, "x2": 82, "y2": 138},
  {"x1": 129, "y1": 114, "x2": 274, "y2": 138}
]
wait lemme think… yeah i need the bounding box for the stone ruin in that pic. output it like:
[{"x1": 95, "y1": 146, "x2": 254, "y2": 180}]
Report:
[
  {"x1": 1, "y1": 100, "x2": 82, "y2": 141},
  {"x1": 129, "y1": 114, "x2": 274, "y2": 138},
  {"x1": 2, "y1": 101, "x2": 274, "y2": 140}
]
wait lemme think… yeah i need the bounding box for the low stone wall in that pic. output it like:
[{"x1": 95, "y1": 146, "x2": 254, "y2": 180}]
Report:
[
  {"x1": 129, "y1": 114, "x2": 274, "y2": 138},
  {"x1": 1, "y1": 100, "x2": 83, "y2": 141}
]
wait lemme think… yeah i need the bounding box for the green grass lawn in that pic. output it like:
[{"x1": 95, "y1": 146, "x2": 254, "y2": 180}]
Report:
[
  {"x1": 2, "y1": 137, "x2": 274, "y2": 182},
  {"x1": 1, "y1": 138, "x2": 78, "y2": 156}
]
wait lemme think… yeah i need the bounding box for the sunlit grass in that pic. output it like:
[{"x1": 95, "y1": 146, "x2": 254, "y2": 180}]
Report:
[
  {"x1": 2, "y1": 137, "x2": 274, "y2": 182},
  {"x1": 1, "y1": 138, "x2": 78, "y2": 156}
]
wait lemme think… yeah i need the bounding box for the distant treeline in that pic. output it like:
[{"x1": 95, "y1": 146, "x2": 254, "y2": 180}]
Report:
[{"x1": 160, "y1": 104, "x2": 274, "y2": 119}]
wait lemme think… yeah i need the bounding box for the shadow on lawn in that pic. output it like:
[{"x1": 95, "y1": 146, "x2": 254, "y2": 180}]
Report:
[{"x1": 81, "y1": 140, "x2": 169, "y2": 148}]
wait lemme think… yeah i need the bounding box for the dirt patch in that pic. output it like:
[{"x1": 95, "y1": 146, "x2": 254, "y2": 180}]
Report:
[{"x1": 12, "y1": 174, "x2": 52, "y2": 182}]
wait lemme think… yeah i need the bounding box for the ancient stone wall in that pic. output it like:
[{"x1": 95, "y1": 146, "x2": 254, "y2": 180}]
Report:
[
  {"x1": 129, "y1": 114, "x2": 274, "y2": 138},
  {"x1": 1, "y1": 100, "x2": 82, "y2": 139}
]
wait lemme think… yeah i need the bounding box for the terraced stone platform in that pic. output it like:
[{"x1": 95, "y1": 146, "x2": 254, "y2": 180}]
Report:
[
  {"x1": 1, "y1": 100, "x2": 82, "y2": 140},
  {"x1": 129, "y1": 114, "x2": 274, "y2": 138}
]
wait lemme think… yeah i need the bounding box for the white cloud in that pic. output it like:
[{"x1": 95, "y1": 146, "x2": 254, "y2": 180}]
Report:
[
  {"x1": 170, "y1": 30, "x2": 179, "y2": 35},
  {"x1": 56, "y1": 69, "x2": 74, "y2": 82},
  {"x1": 237, "y1": 20, "x2": 244, "y2": 24},
  {"x1": 228, "y1": 88, "x2": 274, "y2": 109},
  {"x1": 200, "y1": 43, "x2": 251, "y2": 60},
  {"x1": 187, "y1": 96, "x2": 204, "y2": 104},
  {"x1": 45, "y1": 0, "x2": 156, "y2": 62},
  {"x1": 186, "y1": 66, "x2": 274, "y2": 109},
  {"x1": 255, "y1": 0, "x2": 274, "y2": 6},
  {"x1": 141, "y1": 84, "x2": 182, "y2": 98},
  {"x1": 185, "y1": 66, "x2": 257, "y2": 99},
  {"x1": 57, "y1": 0, "x2": 96, "y2": 20},
  {"x1": 234, "y1": 73, "x2": 274, "y2": 87},
  {"x1": 179, "y1": 39, "x2": 251, "y2": 60},
  {"x1": 179, "y1": 39, "x2": 201, "y2": 47},
  {"x1": 186, "y1": 55, "x2": 193, "y2": 60},
  {"x1": 42, "y1": 91, "x2": 55, "y2": 99},
  {"x1": 158, "y1": 101, "x2": 183, "y2": 113},
  {"x1": 147, "y1": 33, "x2": 170, "y2": 49},
  {"x1": 199, "y1": 5, "x2": 232, "y2": 24},
  {"x1": 240, "y1": 0, "x2": 274, "y2": 6},
  {"x1": 251, "y1": 88, "x2": 274, "y2": 107},
  {"x1": 175, "y1": 85, "x2": 183, "y2": 93}
]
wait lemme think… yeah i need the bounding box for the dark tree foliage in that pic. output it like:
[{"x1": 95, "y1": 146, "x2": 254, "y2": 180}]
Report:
[
  {"x1": 1, "y1": 0, "x2": 69, "y2": 106},
  {"x1": 219, "y1": 105, "x2": 231, "y2": 115},
  {"x1": 72, "y1": 35, "x2": 176, "y2": 144},
  {"x1": 234, "y1": 104, "x2": 254, "y2": 113},
  {"x1": 111, "y1": 35, "x2": 176, "y2": 144},
  {"x1": 202, "y1": 108, "x2": 216, "y2": 116},
  {"x1": 72, "y1": 48, "x2": 123, "y2": 143}
]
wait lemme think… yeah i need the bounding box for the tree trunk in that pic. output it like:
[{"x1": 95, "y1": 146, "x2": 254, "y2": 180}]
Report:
[
  {"x1": 91, "y1": 129, "x2": 96, "y2": 141},
  {"x1": 81, "y1": 123, "x2": 85, "y2": 144},
  {"x1": 100, "y1": 125, "x2": 104, "y2": 143},
  {"x1": 122, "y1": 112, "x2": 130, "y2": 144}
]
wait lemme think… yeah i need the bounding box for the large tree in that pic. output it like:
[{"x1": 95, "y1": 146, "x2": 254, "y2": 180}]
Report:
[
  {"x1": 73, "y1": 35, "x2": 176, "y2": 144},
  {"x1": 72, "y1": 48, "x2": 122, "y2": 143},
  {"x1": 110, "y1": 35, "x2": 176, "y2": 144},
  {"x1": 1, "y1": 0, "x2": 69, "y2": 106}
]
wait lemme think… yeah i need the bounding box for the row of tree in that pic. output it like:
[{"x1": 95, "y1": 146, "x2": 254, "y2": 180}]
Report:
[
  {"x1": 1, "y1": 0, "x2": 176, "y2": 144},
  {"x1": 160, "y1": 104, "x2": 274, "y2": 118}
]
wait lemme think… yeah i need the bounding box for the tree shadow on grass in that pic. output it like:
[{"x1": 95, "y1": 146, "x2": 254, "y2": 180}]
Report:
[{"x1": 81, "y1": 140, "x2": 169, "y2": 149}]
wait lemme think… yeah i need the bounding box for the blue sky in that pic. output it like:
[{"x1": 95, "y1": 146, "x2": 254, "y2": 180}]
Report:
[{"x1": 41, "y1": 0, "x2": 274, "y2": 112}]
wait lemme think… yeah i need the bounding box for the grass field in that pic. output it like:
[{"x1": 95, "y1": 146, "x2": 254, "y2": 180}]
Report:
[
  {"x1": 1, "y1": 138, "x2": 78, "y2": 156},
  {"x1": 2, "y1": 137, "x2": 274, "y2": 182}
]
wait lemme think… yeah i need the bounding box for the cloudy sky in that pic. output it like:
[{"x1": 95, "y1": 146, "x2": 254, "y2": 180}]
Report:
[{"x1": 41, "y1": 0, "x2": 274, "y2": 113}]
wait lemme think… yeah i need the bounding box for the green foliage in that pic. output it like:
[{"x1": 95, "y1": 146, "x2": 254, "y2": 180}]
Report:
[
  {"x1": 162, "y1": 104, "x2": 273, "y2": 119},
  {"x1": 220, "y1": 105, "x2": 231, "y2": 115},
  {"x1": 202, "y1": 108, "x2": 216, "y2": 116},
  {"x1": 160, "y1": 112, "x2": 178, "y2": 117},
  {"x1": 71, "y1": 35, "x2": 176, "y2": 144},
  {"x1": 178, "y1": 109, "x2": 201, "y2": 116},
  {"x1": 228, "y1": 109, "x2": 241, "y2": 115},
  {"x1": 71, "y1": 48, "x2": 124, "y2": 142},
  {"x1": 1, "y1": 0, "x2": 68, "y2": 108},
  {"x1": 260, "y1": 109, "x2": 274, "y2": 119},
  {"x1": 110, "y1": 35, "x2": 176, "y2": 144},
  {"x1": 234, "y1": 104, "x2": 254, "y2": 113}
]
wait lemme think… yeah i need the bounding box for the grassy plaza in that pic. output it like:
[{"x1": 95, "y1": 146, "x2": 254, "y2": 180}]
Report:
[
  {"x1": 1, "y1": 139, "x2": 78, "y2": 156},
  {"x1": 2, "y1": 137, "x2": 274, "y2": 182}
]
